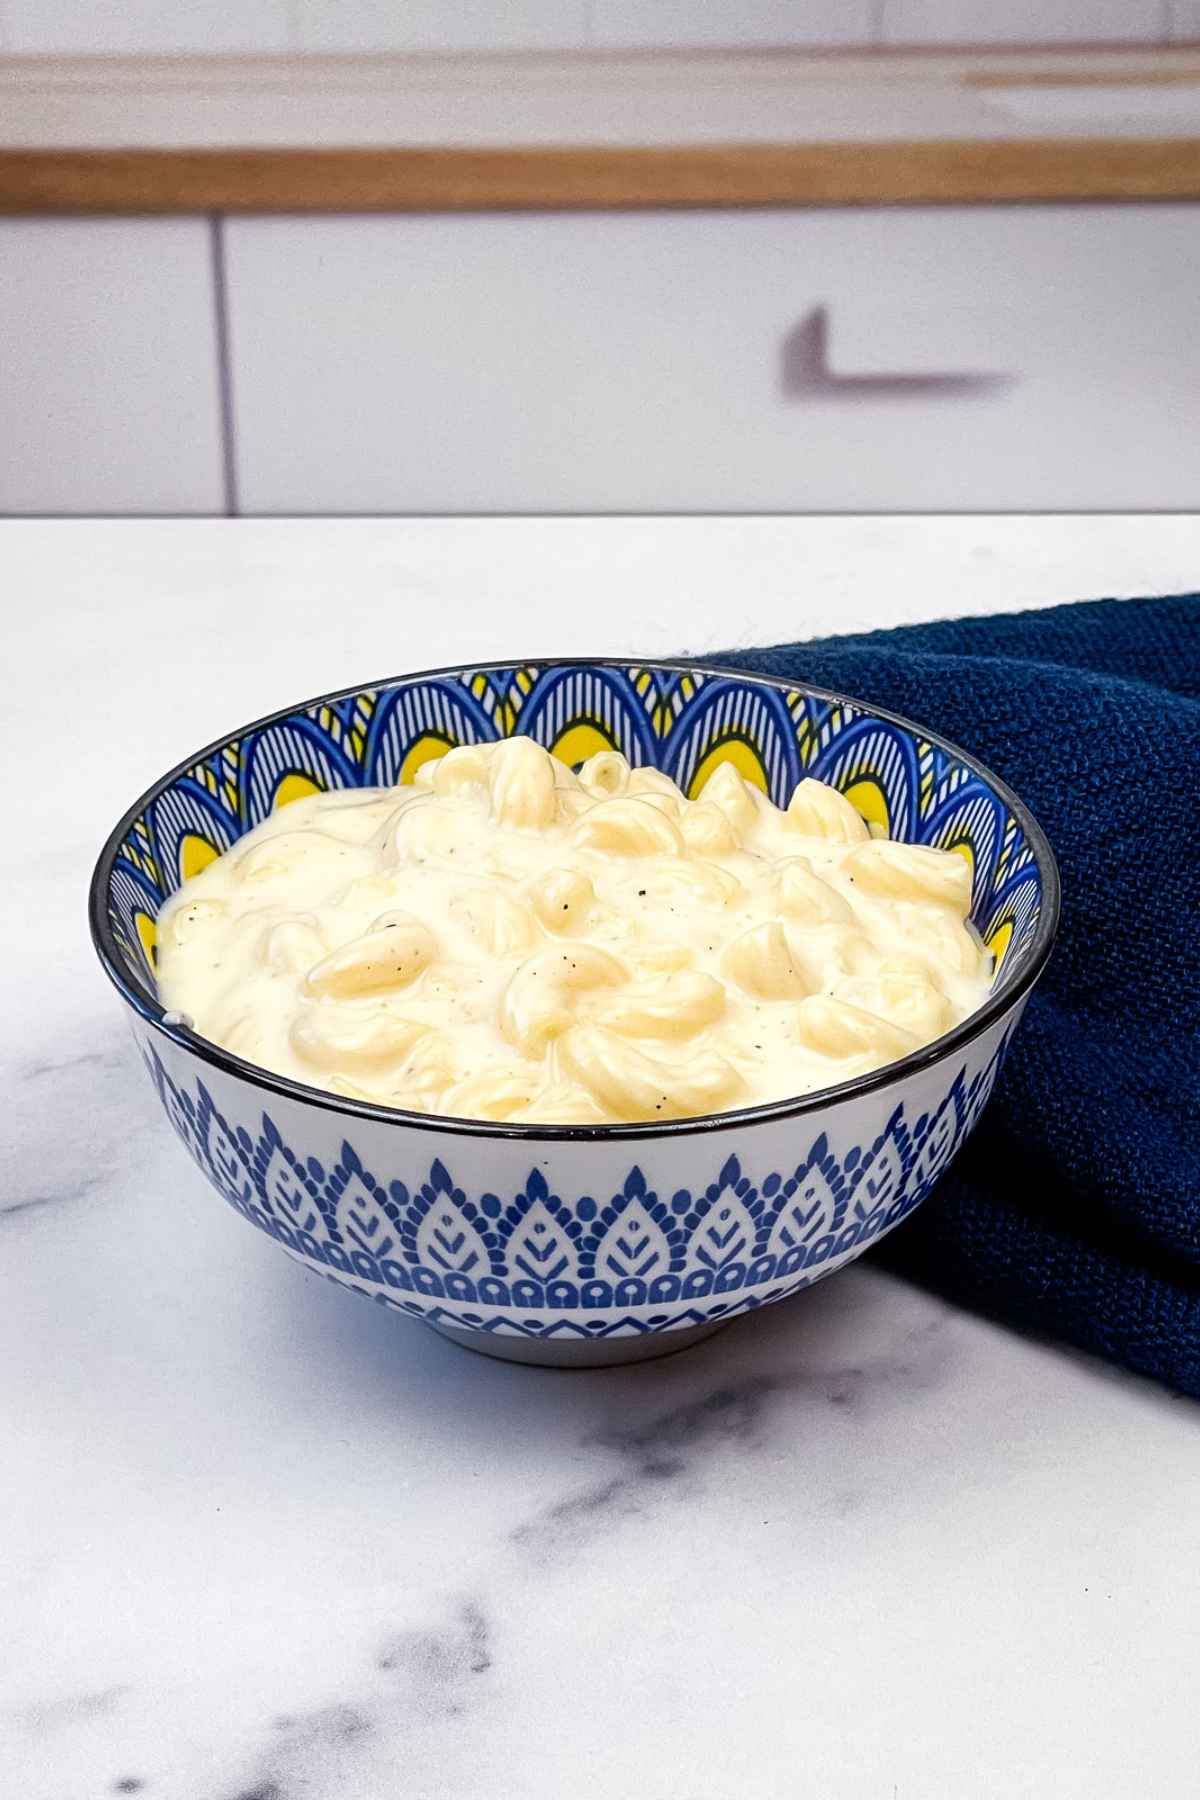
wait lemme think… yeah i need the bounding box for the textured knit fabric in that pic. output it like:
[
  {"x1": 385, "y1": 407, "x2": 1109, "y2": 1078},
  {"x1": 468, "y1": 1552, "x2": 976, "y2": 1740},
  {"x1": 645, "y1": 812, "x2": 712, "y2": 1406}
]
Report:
[{"x1": 716, "y1": 595, "x2": 1200, "y2": 1396}]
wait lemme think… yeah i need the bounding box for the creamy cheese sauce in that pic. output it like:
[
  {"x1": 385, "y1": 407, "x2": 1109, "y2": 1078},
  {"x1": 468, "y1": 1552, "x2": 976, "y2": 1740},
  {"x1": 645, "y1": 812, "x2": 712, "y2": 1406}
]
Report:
[{"x1": 156, "y1": 737, "x2": 992, "y2": 1125}]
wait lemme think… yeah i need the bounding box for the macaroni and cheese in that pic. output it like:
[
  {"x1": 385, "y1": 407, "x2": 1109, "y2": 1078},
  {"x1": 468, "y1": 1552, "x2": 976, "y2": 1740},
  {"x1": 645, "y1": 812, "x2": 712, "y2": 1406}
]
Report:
[{"x1": 156, "y1": 737, "x2": 992, "y2": 1124}]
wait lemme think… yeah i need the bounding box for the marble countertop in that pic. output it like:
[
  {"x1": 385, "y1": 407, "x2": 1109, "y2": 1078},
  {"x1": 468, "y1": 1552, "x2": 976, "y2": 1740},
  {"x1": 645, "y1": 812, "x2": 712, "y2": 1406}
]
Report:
[{"x1": 5, "y1": 516, "x2": 1199, "y2": 1800}]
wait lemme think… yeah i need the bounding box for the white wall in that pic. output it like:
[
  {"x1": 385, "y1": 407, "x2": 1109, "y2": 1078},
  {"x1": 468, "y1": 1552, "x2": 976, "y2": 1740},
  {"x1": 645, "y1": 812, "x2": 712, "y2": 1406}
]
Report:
[{"x1": 0, "y1": 1, "x2": 1189, "y2": 55}]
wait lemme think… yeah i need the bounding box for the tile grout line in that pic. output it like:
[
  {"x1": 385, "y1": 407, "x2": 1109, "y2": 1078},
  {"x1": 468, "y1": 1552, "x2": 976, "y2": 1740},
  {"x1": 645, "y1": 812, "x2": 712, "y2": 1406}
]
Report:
[{"x1": 209, "y1": 214, "x2": 240, "y2": 519}]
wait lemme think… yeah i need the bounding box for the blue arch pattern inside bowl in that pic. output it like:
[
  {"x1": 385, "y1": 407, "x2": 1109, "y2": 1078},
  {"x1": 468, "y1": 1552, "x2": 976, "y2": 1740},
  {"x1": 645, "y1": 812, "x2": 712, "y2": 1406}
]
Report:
[{"x1": 104, "y1": 660, "x2": 1043, "y2": 1006}]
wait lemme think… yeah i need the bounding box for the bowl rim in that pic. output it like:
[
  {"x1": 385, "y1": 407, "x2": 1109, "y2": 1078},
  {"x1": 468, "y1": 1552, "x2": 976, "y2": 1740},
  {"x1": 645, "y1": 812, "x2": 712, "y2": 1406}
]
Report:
[{"x1": 89, "y1": 655, "x2": 1061, "y2": 1143}]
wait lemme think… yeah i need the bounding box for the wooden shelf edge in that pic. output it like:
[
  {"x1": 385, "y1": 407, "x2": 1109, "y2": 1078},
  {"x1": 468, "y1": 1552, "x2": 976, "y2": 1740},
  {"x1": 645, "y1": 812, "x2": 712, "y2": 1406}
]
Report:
[{"x1": 2, "y1": 138, "x2": 1199, "y2": 213}]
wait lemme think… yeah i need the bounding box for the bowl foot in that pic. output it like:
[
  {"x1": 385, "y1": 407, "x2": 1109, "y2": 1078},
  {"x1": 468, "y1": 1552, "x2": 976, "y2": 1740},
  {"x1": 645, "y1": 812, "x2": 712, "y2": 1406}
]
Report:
[{"x1": 430, "y1": 1317, "x2": 729, "y2": 1368}]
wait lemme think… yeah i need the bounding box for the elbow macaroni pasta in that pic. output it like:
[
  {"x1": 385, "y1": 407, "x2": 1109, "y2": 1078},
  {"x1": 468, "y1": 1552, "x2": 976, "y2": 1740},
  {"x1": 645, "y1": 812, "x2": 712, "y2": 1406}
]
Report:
[{"x1": 156, "y1": 737, "x2": 993, "y2": 1125}]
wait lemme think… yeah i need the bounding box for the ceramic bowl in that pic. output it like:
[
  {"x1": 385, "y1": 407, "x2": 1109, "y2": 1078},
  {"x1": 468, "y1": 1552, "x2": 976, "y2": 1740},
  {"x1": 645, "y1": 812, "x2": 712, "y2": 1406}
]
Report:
[{"x1": 90, "y1": 659, "x2": 1058, "y2": 1367}]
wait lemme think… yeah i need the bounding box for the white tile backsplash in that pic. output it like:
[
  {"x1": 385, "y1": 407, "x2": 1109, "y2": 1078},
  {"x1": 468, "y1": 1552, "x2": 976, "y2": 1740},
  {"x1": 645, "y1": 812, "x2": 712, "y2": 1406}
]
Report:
[
  {"x1": 590, "y1": 1, "x2": 876, "y2": 48},
  {"x1": 882, "y1": 0, "x2": 1165, "y2": 44},
  {"x1": 291, "y1": 1, "x2": 589, "y2": 53},
  {"x1": 0, "y1": 0, "x2": 1181, "y2": 55},
  {"x1": 0, "y1": 220, "x2": 225, "y2": 515},
  {"x1": 1167, "y1": 0, "x2": 1200, "y2": 38},
  {"x1": 2, "y1": 0, "x2": 291, "y2": 55}
]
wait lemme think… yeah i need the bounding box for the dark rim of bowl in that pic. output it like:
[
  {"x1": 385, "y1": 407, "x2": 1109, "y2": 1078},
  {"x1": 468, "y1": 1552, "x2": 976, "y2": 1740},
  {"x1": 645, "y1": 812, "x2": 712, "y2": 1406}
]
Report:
[{"x1": 89, "y1": 656, "x2": 1061, "y2": 1143}]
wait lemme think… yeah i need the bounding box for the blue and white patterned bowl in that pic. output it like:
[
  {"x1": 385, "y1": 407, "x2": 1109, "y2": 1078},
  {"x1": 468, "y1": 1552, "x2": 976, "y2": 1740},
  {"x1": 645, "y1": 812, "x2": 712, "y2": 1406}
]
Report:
[{"x1": 90, "y1": 659, "x2": 1059, "y2": 1366}]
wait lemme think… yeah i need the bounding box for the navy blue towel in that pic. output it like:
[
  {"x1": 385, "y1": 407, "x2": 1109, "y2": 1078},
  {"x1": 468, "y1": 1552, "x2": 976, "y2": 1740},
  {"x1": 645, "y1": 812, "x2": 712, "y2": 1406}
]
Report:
[{"x1": 717, "y1": 595, "x2": 1200, "y2": 1397}]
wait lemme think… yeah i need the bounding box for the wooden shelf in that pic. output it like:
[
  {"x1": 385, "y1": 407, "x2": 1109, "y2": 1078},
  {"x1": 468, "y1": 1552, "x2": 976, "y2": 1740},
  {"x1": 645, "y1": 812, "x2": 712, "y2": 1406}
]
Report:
[{"x1": 3, "y1": 136, "x2": 1200, "y2": 213}]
